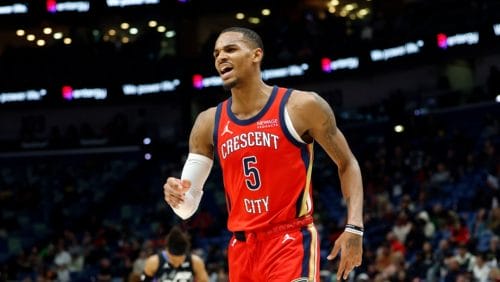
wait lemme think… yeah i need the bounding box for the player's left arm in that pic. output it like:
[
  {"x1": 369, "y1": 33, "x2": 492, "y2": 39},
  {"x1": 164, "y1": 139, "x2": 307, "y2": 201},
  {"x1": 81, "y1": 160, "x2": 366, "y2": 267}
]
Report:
[
  {"x1": 288, "y1": 90, "x2": 363, "y2": 280},
  {"x1": 191, "y1": 254, "x2": 209, "y2": 282}
]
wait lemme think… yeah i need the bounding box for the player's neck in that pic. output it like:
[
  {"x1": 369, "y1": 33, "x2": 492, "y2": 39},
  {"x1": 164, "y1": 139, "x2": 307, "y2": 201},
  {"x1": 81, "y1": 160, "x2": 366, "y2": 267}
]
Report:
[{"x1": 230, "y1": 82, "x2": 273, "y2": 119}]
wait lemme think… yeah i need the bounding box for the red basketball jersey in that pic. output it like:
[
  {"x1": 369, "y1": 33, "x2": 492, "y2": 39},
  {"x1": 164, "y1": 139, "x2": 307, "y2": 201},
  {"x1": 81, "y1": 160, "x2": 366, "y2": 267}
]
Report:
[{"x1": 214, "y1": 86, "x2": 314, "y2": 232}]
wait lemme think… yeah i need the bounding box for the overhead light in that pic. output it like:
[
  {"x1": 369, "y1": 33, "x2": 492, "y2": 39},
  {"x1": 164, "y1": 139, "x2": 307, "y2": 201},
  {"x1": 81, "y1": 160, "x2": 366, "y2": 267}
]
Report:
[
  {"x1": 329, "y1": 0, "x2": 339, "y2": 6},
  {"x1": 26, "y1": 34, "x2": 35, "y2": 41},
  {"x1": 36, "y1": 39, "x2": 46, "y2": 46},
  {"x1": 148, "y1": 20, "x2": 157, "y2": 27},
  {"x1": 108, "y1": 29, "x2": 116, "y2": 36},
  {"x1": 236, "y1": 13, "x2": 245, "y2": 20},
  {"x1": 53, "y1": 32, "x2": 63, "y2": 39},
  {"x1": 261, "y1": 9, "x2": 271, "y2": 16},
  {"x1": 43, "y1": 27, "x2": 52, "y2": 35},
  {"x1": 157, "y1": 25, "x2": 166, "y2": 32},
  {"x1": 394, "y1": 125, "x2": 404, "y2": 133},
  {"x1": 122, "y1": 36, "x2": 129, "y2": 43},
  {"x1": 16, "y1": 29, "x2": 25, "y2": 36},
  {"x1": 63, "y1": 37, "x2": 72, "y2": 45},
  {"x1": 165, "y1": 30, "x2": 176, "y2": 38},
  {"x1": 328, "y1": 6, "x2": 336, "y2": 13},
  {"x1": 120, "y1": 22, "x2": 130, "y2": 29},
  {"x1": 357, "y1": 8, "x2": 369, "y2": 17},
  {"x1": 129, "y1": 27, "x2": 138, "y2": 35},
  {"x1": 248, "y1": 17, "x2": 260, "y2": 24},
  {"x1": 345, "y1": 4, "x2": 357, "y2": 11}
]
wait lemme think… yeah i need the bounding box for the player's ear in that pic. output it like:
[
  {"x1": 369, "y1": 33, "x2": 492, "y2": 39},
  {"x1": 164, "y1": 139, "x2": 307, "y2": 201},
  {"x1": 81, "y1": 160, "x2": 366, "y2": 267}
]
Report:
[{"x1": 253, "y1": 48, "x2": 263, "y2": 63}]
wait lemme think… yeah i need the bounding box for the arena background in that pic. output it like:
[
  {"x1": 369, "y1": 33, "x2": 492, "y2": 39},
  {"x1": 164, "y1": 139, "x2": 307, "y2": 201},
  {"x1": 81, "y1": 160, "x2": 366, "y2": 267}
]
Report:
[{"x1": 0, "y1": 0, "x2": 499, "y2": 281}]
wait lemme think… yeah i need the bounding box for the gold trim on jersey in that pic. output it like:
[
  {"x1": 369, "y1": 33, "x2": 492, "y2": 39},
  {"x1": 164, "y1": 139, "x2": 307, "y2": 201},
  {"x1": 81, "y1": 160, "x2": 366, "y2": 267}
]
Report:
[
  {"x1": 307, "y1": 223, "x2": 318, "y2": 281},
  {"x1": 298, "y1": 143, "x2": 314, "y2": 217}
]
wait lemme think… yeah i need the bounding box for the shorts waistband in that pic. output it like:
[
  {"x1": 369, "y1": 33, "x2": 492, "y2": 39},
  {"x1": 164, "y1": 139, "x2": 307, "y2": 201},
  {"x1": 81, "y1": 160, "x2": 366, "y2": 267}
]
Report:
[{"x1": 233, "y1": 215, "x2": 314, "y2": 242}]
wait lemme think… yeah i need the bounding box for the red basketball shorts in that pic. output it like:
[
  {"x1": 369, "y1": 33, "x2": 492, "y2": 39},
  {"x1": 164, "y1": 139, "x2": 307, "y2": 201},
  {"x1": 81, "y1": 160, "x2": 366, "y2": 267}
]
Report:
[{"x1": 227, "y1": 216, "x2": 320, "y2": 282}]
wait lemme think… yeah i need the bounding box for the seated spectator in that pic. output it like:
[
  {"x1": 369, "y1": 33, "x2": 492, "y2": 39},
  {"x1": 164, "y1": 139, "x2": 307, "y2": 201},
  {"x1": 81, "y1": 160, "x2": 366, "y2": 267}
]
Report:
[
  {"x1": 454, "y1": 243, "x2": 475, "y2": 272},
  {"x1": 472, "y1": 252, "x2": 492, "y2": 282},
  {"x1": 417, "y1": 210, "x2": 436, "y2": 239}
]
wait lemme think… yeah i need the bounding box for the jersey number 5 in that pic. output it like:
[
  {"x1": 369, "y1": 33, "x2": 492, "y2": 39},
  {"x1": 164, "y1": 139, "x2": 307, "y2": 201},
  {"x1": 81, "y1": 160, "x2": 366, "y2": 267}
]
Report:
[{"x1": 242, "y1": 156, "x2": 261, "y2": 191}]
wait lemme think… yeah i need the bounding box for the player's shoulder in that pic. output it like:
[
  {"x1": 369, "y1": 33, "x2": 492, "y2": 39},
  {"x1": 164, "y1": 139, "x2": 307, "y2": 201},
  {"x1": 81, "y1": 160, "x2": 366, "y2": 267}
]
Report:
[
  {"x1": 191, "y1": 253, "x2": 205, "y2": 264},
  {"x1": 145, "y1": 253, "x2": 160, "y2": 264},
  {"x1": 287, "y1": 88, "x2": 322, "y2": 108},
  {"x1": 144, "y1": 254, "x2": 160, "y2": 275},
  {"x1": 195, "y1": 107, "x2": 217, "y2": 124}
]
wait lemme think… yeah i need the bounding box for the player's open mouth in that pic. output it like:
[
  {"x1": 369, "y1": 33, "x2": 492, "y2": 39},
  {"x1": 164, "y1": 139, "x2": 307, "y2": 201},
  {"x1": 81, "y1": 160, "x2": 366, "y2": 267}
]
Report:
[{"x1": 220, "y1": 66, "x2": 233, "y2": 79}]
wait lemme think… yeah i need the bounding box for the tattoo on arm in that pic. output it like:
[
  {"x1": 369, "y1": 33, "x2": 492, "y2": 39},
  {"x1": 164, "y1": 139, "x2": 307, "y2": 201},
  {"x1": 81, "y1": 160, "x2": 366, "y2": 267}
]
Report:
[{"x1": 311, "y1": 93, "x2": 350, "y2": 167}]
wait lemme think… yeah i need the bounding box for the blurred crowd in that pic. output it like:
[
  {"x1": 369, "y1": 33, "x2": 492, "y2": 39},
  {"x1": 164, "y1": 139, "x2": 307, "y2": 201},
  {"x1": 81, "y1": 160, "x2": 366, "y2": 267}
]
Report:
[{"x1": 0, "y1": 91, "x2": 498, "y2": 282}]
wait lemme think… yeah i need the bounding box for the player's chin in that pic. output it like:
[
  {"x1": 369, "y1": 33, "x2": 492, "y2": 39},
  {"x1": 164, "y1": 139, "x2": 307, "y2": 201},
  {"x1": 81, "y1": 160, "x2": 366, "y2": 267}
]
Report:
[{"x1": 222, "y1": 79, "x2": 237, "y2": 90}]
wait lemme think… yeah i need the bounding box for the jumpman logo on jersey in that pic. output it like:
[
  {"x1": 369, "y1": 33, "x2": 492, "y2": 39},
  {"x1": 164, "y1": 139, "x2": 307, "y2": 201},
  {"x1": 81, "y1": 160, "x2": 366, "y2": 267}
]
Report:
[
  {"x1": 282, "y1": 233, "x2": 295, "y2": 244},
  {"x1": 221, "y1": 121, "x2": 233, "y2": 136}
]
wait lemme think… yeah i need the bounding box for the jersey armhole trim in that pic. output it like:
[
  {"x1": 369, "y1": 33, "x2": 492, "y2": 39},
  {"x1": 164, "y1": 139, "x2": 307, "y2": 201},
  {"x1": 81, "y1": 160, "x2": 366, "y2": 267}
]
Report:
[
  {"x1": 284, "y1": 107, "x2": 307, "y2": 144},
  {"x1": 279, "y1": 88, "x2": 307, "y2": 147}
]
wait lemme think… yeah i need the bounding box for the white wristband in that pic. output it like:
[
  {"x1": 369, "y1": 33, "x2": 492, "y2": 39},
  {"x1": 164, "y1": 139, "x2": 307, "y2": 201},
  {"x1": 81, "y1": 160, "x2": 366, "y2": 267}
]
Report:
[
  {"x1": 345, "y1": 227, "x2": 364, "y2": 236},
  {"x1": 172, "y1": 153, "x2": 213, "y2": 220},
  {"x1": 345, "y1": 224, "x2": 364, "y2": 236}
]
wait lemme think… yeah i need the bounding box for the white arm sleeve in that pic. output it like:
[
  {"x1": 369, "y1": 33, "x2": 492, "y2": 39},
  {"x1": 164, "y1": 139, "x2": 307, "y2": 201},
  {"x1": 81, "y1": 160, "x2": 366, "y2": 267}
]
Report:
[{"x1": 172, "y1": 153, "x2": 213, "y2": 220}]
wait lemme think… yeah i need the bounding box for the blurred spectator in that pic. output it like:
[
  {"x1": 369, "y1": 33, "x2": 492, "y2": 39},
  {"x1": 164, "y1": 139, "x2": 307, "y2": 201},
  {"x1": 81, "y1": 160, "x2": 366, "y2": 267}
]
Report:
[
  {"x1": 472, "y1": 208, "x2": 491, "y2": 239},
  {"x1": 386, "y1": 231, "x2": 406, "y2": 256},
  {"x1": 450, "y1": 216, "x2": 471, "y2": 246},
  {"x1": 428, "y1": 238, "x2": 453, "y2": 280},
  {"x1": 209, "y1": 264, "x2": 228, "y2": 282},
  {"x1": 454, "y1": 243, "x2": 475, "y2": 272},
  {"x1": 68, "y1": 247, "x2": 84, "y2": 277},
  {"x1": 473, "y1": 252, "x2": 493, "y2": 282},
  {"x1": 129, "y1": 250, "x2": 148, "y2": 282},
  {"x1": 488, "y1": 208, "x2": 500, "y2": 236},
  {"x1": 407, "y1": 241, "x2": 434, "y2": 280},
  {"x1": 486, "y1": 236, "x2": 499, "y2": 267},
  {"x1": 96, "y1": 258, "x2": 112, "y2": 282},
  {"x1": 375, "y1": 244, "x2": 392, "y2": 274},
  {"x1": 489, "y1": 267, "x2": 500, "y2": 281},
  {"x1": 392, "y1": 211, "x2": 412, "y2": 244},
  {"x1": 430, "y1": 162, "x2": 451, "y2": 185},
  {"x1": 405, "y1": 217, "x2": 427, "y2": 257},
  {"x1": 375, "y1": 251, "x2": 405, "y2": 281},
  {"x1": 417, "y1": 210, "x2": 436, "y2": 239},
  {"x1": 53, "y1": 240, "x2": 71, "y2": 282},
  {"x1": 444, "y1": 257, "x2": 464, "y2": 282}
]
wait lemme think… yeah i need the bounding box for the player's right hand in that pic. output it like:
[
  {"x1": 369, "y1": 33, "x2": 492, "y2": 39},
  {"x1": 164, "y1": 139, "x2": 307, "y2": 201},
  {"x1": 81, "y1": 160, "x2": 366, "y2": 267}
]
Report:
[{"x1": 163, "y1": 177, "x2": 191, "y2": 208}]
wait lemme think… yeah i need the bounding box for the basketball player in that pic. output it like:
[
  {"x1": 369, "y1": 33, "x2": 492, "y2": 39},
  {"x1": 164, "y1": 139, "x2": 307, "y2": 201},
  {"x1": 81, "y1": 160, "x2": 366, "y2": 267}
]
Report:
[
  {"x1": 141, "y1": 226, "x2": 209, "y2": 282},
  {"x1": 163, "y1": 27, "x2": 363, "y2": 281}
]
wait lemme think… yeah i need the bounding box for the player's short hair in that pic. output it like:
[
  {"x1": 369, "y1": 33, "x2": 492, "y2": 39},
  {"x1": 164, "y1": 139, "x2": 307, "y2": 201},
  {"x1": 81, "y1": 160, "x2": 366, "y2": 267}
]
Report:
[
  {"x1": 220, "y1": 26, "x2": 264, "y2": 51},
  {"x1": 165, "y1": 225, "x2": 190, "y2": 256}
]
